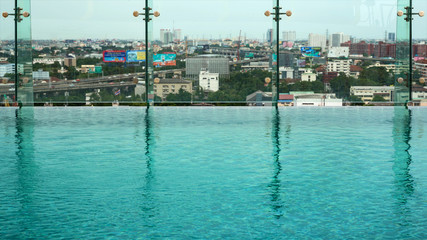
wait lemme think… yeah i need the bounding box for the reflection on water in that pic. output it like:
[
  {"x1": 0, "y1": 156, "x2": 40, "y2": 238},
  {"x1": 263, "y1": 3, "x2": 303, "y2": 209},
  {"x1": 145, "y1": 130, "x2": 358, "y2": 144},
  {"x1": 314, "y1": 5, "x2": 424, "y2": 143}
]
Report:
[
  {"x1": 392, "y1": 107, "x2": 414, "y2": 204},
  {"x1": 268, "y1": 109, "x2": 283, "y2": 219},
  {"x1": 141, "y1": 108, "x2": 156, "y2": 220},
  {"x1": 144, "y1": 108, "x2": 155, "y2": 184},
  {"x1": 14, "y1": 108, "x2": 36, "y2": 234},
  {"x1": 392, "y1": 107, "x2": 415, "y2": 233}
]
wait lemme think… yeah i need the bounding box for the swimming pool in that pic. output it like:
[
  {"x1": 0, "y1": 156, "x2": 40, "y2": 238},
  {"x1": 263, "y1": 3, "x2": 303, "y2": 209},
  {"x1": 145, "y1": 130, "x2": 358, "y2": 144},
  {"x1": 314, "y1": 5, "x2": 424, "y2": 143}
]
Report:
[{"x1": 1, "y1": 107, "x2": 426, "y2": 239}]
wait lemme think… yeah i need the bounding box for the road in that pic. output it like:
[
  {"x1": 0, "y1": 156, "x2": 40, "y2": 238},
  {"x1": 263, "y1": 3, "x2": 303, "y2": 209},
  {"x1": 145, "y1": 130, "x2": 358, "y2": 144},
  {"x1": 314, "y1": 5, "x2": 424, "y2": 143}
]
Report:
[{"x1": 0, "y1": 57, "x2": 269, "y2": 96}]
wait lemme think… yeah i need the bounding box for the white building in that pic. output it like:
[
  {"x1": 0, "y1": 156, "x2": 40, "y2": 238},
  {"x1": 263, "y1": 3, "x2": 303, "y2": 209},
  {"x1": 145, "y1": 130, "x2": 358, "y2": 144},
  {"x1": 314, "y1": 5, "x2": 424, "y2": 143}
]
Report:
[
  {"x1": 413, "y1": 86, "x2": 427, "y2": 100},
  {"x1": 33, "y1": 57, "x2": 64, "y2": 65},
  {"x1": 328, "y1": 47, "x2": 350, "y2": 58},
  {"x1": 327, "y1": 59, "x2": 352, "y2": 75},
  {"x1": 294, "y1": 93, "x2": 342, "y2": 107},
  {"x1": 0, "y1": 64, "x2": 15, "y2": 77},
  {"x1": 32, "y1": 69, "x2": 50, "y2": 80},
  {"x1": 350, "y1": 86, "x2": 394, "y2": 102},
  {"x1": 199, "y1": 71, "x2": 219, "y2": 92},
  {"x1": 301, "y1": 68, "x2": 317, "y2": 82},
  {"x1": 283, "y1": 31, "x2": 296, "y2": 42},
  {"x1": 279, "y1": 67, "x2": 295, "y2": 79},
  {"x1": 308, "y1": 33, "x2": 327, "y2": 51}
]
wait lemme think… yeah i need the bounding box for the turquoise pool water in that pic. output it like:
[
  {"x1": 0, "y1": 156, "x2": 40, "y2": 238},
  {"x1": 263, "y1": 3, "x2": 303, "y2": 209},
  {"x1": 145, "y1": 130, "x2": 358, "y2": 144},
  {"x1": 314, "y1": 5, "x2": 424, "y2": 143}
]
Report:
[{"x1": 0, "y1": 107, "x2": 426, "y2": 239}]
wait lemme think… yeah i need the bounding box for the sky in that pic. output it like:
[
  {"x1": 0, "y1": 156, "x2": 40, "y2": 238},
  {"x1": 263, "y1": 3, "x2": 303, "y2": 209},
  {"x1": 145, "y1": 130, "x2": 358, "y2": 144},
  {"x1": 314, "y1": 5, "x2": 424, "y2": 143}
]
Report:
[{"x1": 0, "y1": 0, "x2": 426, "y2": 40}]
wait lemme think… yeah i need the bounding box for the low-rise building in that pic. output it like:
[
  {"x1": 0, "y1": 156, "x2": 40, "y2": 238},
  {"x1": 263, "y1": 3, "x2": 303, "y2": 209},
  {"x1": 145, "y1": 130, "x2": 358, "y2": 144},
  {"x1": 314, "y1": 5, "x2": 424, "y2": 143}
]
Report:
[
  {"x1": 412, "y1": 85, "x2": 427, "y2": 100},
  {"x1": 350, "y1": 65, "x2": 363, "y2": 79},
  {"x1": 32, "y1": 69, "x2": 50, "y2": 80},
  {"x1": 33, "y1": 57, "x2": 64, "y2": 65},
  {"x1": 0, "y1": 63, "x2": 15, "y2": 77},
  {"x1": 350, "y1": 86, "x2": 394, "y2": 102},
  {"x1": 154, "y1": 78, "x2": 192, "y2": 100},
  {"x1": 294, "y1": 93, "x2": 343, "y2": 107},
  {"x1": 278, "y1": 94, "x2": 294, "y2": 106},
  {"x1": 241, "y1": 62, "x2": 269, "y2": 71},
  {"x1": 246, "y1": 90, "x2": 272, "y2": 106},
  {"x1": 328, "y1": 47, "x2": 350, "y2": 58},
  {"x1": 301, "y1": 68, "x2": 317, "y2": 82},
  {"x1": 367, "y1": 61, "x2": 396, "y2": 72},
  {"x1": 414, "y1": 60, "x2": 427, "y2": 78},
  {"x1": 80, "y1": 65, "x2": 95, "y2": 73},
  {"x1": 199, "y1": 71, "x2": 219, "y2": 92}
]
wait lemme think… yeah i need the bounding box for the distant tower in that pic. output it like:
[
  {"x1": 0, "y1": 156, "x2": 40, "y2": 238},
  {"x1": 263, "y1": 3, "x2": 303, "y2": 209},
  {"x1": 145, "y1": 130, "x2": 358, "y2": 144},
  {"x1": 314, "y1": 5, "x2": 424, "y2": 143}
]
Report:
[
  {"x1": 266, "y1": 29, "x2": 273, "y2": 44},
  {"x1": 326, "y1": 29, "x2": 329, "y2": 51}
]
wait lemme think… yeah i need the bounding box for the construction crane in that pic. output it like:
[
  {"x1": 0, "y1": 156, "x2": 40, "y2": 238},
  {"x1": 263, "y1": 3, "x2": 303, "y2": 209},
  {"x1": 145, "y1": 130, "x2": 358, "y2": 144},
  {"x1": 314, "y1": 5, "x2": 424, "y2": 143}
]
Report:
[{"x1": 236, "y1": 30, "x2": 242, "y2": 61}]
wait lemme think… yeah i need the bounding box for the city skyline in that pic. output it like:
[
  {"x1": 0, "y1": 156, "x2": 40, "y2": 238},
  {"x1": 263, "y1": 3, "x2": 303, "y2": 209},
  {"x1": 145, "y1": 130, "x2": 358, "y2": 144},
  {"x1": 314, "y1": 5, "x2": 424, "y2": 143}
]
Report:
[{"x1": 0, "y1": 0, "x2": 425, "y2": 40}]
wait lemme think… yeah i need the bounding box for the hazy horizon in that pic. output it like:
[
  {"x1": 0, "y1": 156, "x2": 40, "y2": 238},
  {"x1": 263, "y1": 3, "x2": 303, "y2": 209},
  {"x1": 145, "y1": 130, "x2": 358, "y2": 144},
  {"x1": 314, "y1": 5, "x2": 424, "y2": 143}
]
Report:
[{"x1": 0, "y1": 0, "x2": 426, "y2": 41}]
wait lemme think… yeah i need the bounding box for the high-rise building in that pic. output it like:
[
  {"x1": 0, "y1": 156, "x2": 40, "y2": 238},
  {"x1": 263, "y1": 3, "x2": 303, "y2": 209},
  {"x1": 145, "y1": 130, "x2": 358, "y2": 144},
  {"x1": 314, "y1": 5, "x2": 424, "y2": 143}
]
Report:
[
  {"x1": 283, "y1": 31, "x2": 296, "y2": 42},
  {"x1": 330, "y1": 33, "x2": 350, "y2": 47},
  {"x1": 160, "y1": 29, "x2": 167, "y2": 43},
  {"x1": 388, "y1": 32, "x2": 396, "y2": 42},
  {"x1": 308, "y1": 33, "x2": 327, "y2": 50},
  {"x1": 173, "y1": 29, "x2": 182, "y2": 42},
  {"x1": 267, "y1": 29, "x2": 273, "y2": 44},
  {"x1": 160, "y1": 29, "x2": 174, "y2": 45}
]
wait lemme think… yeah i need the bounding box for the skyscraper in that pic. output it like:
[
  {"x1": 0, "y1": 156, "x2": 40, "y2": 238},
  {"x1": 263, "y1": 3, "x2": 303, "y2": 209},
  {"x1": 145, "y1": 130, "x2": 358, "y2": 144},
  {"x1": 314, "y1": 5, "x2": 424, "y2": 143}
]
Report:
[
  {"x1": 283, "y1": 31, "x2": 296, "y2": 42},
  {"x1": 308, "y1": 33, "x2": 327, "y2": 50},
  {"x1": 388, "y1": 32, "x2": 396, "y2": 42},
  {"x1": 331, "y1": 33, "x2": 350, "y2": 47},
  {"x1": 160, "y1": 29, "x2": 174, "y2": 45},
  {"x1": 173, "y1": 29, "x2": 182, "y2": 42},
  {"x1": 267, "y1": 29, "x2": 273, "y2": 44},
  {"x1": 160, "y1": 29, "x2": 168, "y2": 43}
]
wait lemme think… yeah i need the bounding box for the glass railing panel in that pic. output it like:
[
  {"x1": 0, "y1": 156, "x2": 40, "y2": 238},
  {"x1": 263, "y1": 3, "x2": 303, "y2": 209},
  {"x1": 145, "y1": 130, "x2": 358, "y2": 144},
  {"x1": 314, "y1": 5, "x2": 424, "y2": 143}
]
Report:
[
  {"x1": 30, "y1": 0, "x2": 146, "y2": 106},
  {"x1": 17, "y1": 0, "x2": 33, "y2": 107},
  {"x1": 412, "y1": 0, "x2": 427, "y2": 104},
  {"x1": 395, "y1": 0, "x2": 410, "y2": 105},
  {"x1": 146, "y1": 0, "x2": 273, "y2": 106},
  {"x1": 0, "y1": 0, "x2": 18, "y2": 107},
  {"x1": 276, "y1": 0, "x2": 403, "y2": 106}
]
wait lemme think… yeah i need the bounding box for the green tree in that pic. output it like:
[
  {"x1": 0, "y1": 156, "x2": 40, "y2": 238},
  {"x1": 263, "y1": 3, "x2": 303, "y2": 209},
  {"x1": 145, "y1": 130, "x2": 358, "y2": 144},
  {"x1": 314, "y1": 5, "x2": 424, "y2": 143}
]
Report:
[
  {"x1": 64, "y1": 66, "x2": 79, "y2": 80},
  {"x1": 349, "y1": 95, "x2": 362, "y2": 102},
  {"x1": 166, "y1": 88, "x2": 192, "y2": 102},
  {"x1": 288, "y1": 81, "x2": 324, "y2": 93},
  {"x1": 330, "y1": 73, "x2": 357, "y2": 99},
  {"x1": 372, "y1": 95, "x2": 386, "y2": 102},
  {"x1": 359, "y1": 67, "x2": 393, "y2": 86},
  {"x1": 52, "y1": 61, "x2": 61, "y2": 69},
  {"x1": 77, "y1": 57, "x2": 102, "y2": 66}
]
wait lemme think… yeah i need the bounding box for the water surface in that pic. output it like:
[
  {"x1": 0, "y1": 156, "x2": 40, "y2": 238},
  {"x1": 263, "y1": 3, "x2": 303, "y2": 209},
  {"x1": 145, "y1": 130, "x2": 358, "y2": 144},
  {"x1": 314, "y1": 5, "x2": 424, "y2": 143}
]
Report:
[{"x1": 0, "y1": 107, "x2": 426, "y2": 239}]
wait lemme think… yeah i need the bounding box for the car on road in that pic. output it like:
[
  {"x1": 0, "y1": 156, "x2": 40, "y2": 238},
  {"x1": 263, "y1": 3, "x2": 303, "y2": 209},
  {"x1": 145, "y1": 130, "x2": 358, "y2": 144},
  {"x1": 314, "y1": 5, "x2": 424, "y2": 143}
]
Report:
[
  {"x1": 69, "y1": 84, "x2": 75, "y2": 87},
  {"x1": 8, "y1": 88, "x2": 15, "y2": 92},
  {"x1": 72, "y1": 80, "x2": 77, "y2": 83}
]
